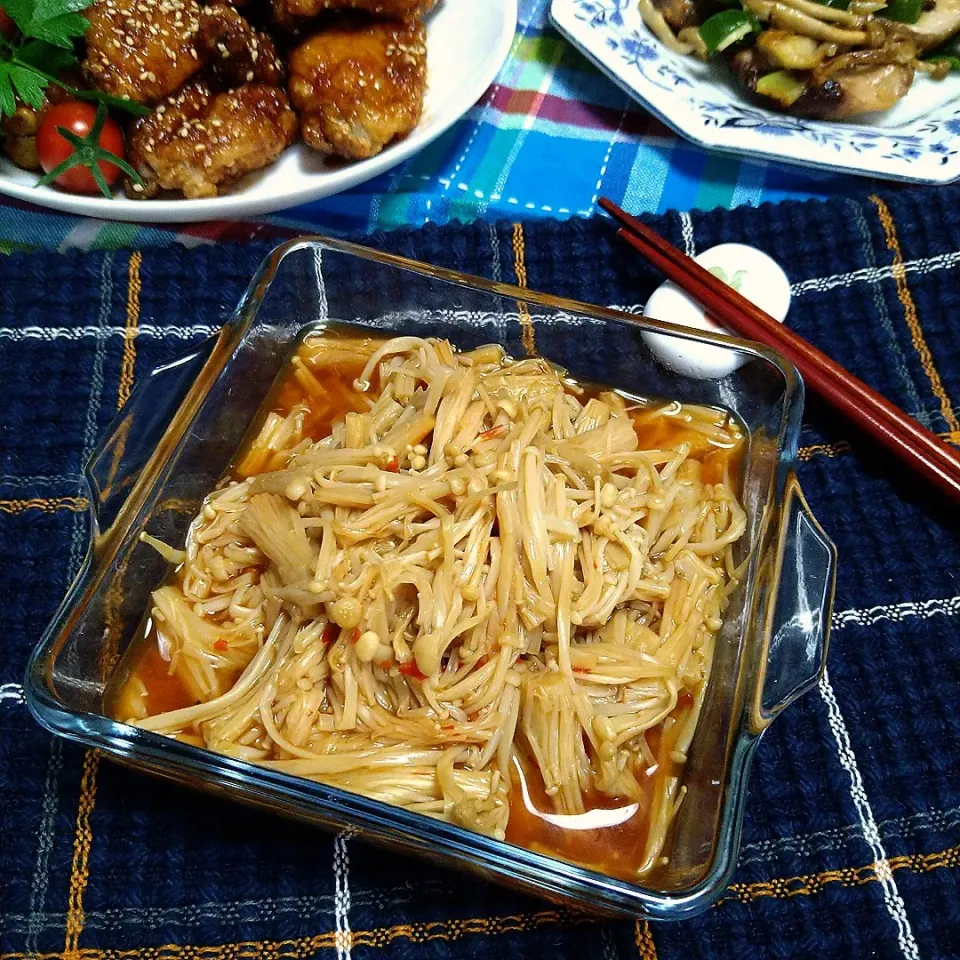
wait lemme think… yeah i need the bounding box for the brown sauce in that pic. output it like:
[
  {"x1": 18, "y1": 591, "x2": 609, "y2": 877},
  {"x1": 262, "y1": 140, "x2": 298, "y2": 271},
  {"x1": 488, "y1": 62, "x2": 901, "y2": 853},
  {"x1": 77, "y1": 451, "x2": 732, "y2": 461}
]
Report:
[
  {"x1": 110, "y1": 333, "x2": 745, "y2": 877},
  {"x1": 505, "y1": 755, "x2": 653, "y2": 881},
  {"x1": 106, "y1": 618, "x2": 201, "y2": 720}
]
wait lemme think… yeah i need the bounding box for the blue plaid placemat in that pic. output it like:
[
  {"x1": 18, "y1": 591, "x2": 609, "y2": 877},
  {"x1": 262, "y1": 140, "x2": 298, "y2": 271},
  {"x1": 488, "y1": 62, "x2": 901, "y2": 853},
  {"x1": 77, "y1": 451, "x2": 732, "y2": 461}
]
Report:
[
  {"x1": 1, "y1": 188, "x2": 959, "y2": 959},
  {"x1": 0, "y1": 0, "x2": 875, "y2": 252}
]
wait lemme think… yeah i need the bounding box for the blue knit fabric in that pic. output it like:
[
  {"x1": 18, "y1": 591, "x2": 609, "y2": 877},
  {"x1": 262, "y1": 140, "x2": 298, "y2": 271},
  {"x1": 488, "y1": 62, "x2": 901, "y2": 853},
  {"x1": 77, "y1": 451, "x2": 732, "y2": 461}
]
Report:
[{"x1": 1, "y1": 193, "x2": 959, "y2": 960}]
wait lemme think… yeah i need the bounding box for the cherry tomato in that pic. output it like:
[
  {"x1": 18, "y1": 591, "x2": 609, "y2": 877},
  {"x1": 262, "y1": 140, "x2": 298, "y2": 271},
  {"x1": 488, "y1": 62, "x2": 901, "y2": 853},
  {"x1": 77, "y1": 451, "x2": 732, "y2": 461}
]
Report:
[
  {"x1": 36, "y1": 102, "x2": 126, "y2": 195},
  {"x1": 0, "y1": 7, "x2": 15, "y2": 39}
]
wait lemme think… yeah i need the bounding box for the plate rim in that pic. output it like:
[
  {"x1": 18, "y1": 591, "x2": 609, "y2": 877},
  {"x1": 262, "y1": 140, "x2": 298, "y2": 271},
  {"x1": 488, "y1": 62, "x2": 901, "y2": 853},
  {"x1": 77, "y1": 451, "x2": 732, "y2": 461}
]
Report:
[
  {"x1": 0, "y1": 0, "x2": 519, "y2": 223},
  {"x1": 550, "y1": 0, "x2": 960, "y2": 185}
]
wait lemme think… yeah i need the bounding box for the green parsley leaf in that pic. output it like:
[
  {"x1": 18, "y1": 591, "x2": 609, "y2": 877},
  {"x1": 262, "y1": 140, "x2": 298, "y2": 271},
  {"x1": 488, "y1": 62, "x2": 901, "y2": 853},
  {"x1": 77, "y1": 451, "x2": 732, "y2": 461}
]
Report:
[
  {"x1": 59, "y1": 82, "x2": 150, "y2": 114},
  {"x1": 0, "y1": 65, "x2": 17, "y2": 115},
  {"x1": 3, "y1": 0, "x2": 92, "y2": 47},
  {"x1": 35, "y1": 0, "x2": 95, "y2": 18},
  {"x1": 16, "y1": 38, "x2": 77, "y2": 71},
  {"x1": 27, "y1": 11, "x2": 89, "y2": 48},
  {"x1": 7, "y1": 61, "x2": 47, "y2": 106},
  {"x1": 0, "y1": 0, "x2": 37, "y2": 36}
]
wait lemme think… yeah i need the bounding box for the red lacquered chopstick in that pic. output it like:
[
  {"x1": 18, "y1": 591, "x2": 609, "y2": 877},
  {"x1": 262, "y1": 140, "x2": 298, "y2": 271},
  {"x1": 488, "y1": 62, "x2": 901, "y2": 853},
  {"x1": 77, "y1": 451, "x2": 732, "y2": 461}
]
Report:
[{"x1": 599, "y1": 197, "x2": 960, "y2": 502}]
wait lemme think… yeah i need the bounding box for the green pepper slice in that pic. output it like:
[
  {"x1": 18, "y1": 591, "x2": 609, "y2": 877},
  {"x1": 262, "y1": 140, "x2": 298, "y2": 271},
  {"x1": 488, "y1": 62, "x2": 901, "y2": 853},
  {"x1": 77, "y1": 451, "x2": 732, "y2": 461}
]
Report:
[
  {"x1": 882, "y1": 0, "x2": 923, "y2": 24},
  {"x1": 699, "y1": 9, "x2": 761, "y2": 54},
  {"x1": 755, "y1": 69, "x2": 808, "y2": 106}
]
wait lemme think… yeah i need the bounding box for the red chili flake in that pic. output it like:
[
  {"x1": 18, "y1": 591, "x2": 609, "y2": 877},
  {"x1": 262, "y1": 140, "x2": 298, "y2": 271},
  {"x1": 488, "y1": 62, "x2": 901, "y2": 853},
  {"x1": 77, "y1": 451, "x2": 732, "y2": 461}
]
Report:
[
  {"x1": 476, "y1": 656, "x2": 489, "y2": 668},
  {"x1": 677, "y1": 689, "x2": 695, "y2": 710},
  {"x1": 398, "y1": 661, "x2": 426, "y2": 680},
  {"x1": 478, "y1": 425, "x2": 505, "y2": 441},
  {"x1": 214, "y1": 639, "x2": 228, "y2": 652},
  {"x1": 385, "y1": 457, "x2": 400, "y2": 473},
  {"x1": 440, "y1": 723, "x2": 455, "y2": 732},
  {"x1": 573, "y1": 667, "x2": 590, "y2": 675},
  {"x1": 321, "y1": 624, "x2": 338, "y2": 644},
  {"x1": 377, "y1": 660, "x2": 392, "y2": 670},
  {"x1": 349, "y1": 628, "x2": 361, "y2": 644}
]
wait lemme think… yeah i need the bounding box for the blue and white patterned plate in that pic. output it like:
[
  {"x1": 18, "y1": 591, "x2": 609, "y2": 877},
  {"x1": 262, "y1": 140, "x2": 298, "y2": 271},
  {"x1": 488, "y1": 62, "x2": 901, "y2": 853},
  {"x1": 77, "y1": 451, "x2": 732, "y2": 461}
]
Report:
[{"x1": 550, "y1": 0, "x2": 960, "y2": 183}]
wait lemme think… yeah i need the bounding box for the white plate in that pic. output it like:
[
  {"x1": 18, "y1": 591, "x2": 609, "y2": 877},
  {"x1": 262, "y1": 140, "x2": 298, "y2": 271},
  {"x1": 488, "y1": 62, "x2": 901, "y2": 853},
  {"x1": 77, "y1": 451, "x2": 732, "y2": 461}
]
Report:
[
  {"x1": 0, "y1": 0, "x2": 517, "y2": 222},
  {"x1": 551, "y1": 0, "x2": 960, "y2": 184}
]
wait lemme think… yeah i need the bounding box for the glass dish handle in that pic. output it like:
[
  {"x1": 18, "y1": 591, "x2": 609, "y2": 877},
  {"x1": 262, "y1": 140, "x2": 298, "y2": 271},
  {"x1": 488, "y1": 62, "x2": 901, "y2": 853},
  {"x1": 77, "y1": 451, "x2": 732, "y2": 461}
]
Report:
[
  {"x1": 85, "y1": 338, "x2": 218, "y2": 534},
  {"x1": 756, "y1": 472, "x2": 837, "y2": 725}
]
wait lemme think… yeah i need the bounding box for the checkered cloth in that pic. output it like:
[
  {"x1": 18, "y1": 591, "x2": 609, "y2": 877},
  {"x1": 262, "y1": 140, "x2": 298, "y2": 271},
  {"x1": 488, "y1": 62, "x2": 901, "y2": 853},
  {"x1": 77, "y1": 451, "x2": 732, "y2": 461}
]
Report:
[
  {"x1": 2, "y1": 189, "x2": 959, "y2": 960},
  {"x1": 0, "y1": 0, "x2": 875, "y2": 253}
]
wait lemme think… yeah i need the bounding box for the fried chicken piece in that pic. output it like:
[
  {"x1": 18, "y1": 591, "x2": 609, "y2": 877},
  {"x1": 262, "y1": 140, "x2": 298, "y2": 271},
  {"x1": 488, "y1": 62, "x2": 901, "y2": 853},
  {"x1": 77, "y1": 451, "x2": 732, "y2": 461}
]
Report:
[
  {"x1": 198, "y1": 3, "x2": 285, "y2": 87},
  {"x1": 125, "y1": 80, "x2": 297, "y2": 198},
  {"x1": 271, "y1": 0, "x2": 435, "y2": 26},
  {"x1": 288, "y1": 17, "x2": 426, "y2": 160},
  {"x1": 83, "y1": 0, "x2": 205, "y2": 104}
]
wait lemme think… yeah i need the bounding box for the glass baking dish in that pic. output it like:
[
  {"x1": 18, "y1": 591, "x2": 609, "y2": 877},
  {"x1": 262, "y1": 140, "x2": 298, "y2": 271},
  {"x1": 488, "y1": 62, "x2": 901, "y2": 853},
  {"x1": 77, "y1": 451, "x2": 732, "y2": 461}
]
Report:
[{"x1": 25, "y1": 236, "x2": 835, "y2": 920}]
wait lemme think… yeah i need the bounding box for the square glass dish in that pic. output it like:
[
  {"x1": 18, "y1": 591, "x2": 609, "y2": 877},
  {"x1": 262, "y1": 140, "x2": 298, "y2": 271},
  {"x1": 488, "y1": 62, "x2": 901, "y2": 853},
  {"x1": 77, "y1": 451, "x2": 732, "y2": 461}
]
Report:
[{"x1": 25, "y1": 237, "x2": 835, "y2": 919}]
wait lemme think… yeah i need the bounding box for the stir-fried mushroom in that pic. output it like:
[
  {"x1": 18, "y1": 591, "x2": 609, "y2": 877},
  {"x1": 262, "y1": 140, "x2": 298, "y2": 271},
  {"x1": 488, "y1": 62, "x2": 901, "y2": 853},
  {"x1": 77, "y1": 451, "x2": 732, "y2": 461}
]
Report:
[
  {"x1": 733, "y1": 43, "x2": 914, "y2": 118},
  {"x1": 643, "y1": 0, "x2": 956, "y2": 120},
  {"x1": 652, "y1": 0, "x2": 700, "y2": 30},
  {"x1": 791, "y1": 63, "x2": 915, "y2": 118},
  {"x1": 744, "y1": 0, "x2": 868, "y2": 44},
  {"x1": 756, "y1": 30, "x2": 832, "y2": 69},
  {"x1": 892, "y1": 0, "x2": 960, "y2": 51}
]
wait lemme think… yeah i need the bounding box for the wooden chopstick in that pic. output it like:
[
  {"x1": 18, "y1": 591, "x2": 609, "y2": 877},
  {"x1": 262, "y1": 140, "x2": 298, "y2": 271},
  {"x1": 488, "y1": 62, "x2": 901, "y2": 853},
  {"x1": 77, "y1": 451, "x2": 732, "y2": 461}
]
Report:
[{"x1": 599, "y1": 197, "x2": 960, "y2": 502}]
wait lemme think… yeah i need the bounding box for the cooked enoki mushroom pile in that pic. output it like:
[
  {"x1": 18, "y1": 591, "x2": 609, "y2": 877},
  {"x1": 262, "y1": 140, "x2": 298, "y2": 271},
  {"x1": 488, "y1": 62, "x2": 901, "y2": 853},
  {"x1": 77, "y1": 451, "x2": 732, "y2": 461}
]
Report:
[
  {"x1": 640, "y1": 0, "x2": 960, "y2": 119},
  {"x1": 119, "y1": 335, "x2": 747, "y2": 876}
]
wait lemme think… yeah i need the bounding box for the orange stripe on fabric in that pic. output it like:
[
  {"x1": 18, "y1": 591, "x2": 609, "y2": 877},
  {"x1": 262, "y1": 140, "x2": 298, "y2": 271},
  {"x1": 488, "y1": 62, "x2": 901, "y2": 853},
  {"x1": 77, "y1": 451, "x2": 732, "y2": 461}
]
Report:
[
  {"x1": 64, "y1": 254, "x2": 143, "y2": 957},
  {"x1": 720, "y1": 841, "x2": 960, "y2": 906},
  {"x1": 7, "y1": 910, "x2": 591, "y2": 960},
  {"x1": 117, "y1": 251, "x2": 143, "y2": 410},
  {"x1": 798, "y1": 428, "x2": 958, "y2": 462},
  {"x1": 797, "y1": 442, "x2": 852, "y2": 462},
  {"x1": 63, "y1": 751, "x2": 100, "y2": 956},
  {"x1": 2, "y1": 840, "x2": 959, "y2": 960},
  {"x1": 0, "y1": 497, "x2": 89, "y2": 515},
  {"x1": 634, "y1": 920, "x2": 659, "y2": 960},
  {"x1": 871, "y1": 197, "x2": 959, "y2": 435},
  {"x1": 511, "y1": 223, "x2": 536, "y2": 357}
]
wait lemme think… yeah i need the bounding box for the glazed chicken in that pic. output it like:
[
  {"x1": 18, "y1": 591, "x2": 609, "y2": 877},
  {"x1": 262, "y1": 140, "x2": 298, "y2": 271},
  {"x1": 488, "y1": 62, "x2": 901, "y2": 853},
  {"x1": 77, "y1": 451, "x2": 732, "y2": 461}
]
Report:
[
  {"x1": 272, "y1": 0, "x2": 435, "y2": 28},
  {"x1": 35, "y1": 0, "x2": 435, "y2": 198},
  {"x1": 125, "y1": 80, "x2": 297, "y2": 197},
  {"x1": 83, "y1": 0, "x2": 206, "y2": 104},
  {"x1": 288, "y1": 16, "x2": 426, "y2": 159},
  {"x1": 198, "y1": 3, "x2": 286, "y2": 87}
]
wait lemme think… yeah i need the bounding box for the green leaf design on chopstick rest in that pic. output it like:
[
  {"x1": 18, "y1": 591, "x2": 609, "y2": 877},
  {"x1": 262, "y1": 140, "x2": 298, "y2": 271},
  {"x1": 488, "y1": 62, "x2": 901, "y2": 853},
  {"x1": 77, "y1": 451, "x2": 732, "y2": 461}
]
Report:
[{"x1": 708, "y1": 266, "x2": 748, "y2": 292}]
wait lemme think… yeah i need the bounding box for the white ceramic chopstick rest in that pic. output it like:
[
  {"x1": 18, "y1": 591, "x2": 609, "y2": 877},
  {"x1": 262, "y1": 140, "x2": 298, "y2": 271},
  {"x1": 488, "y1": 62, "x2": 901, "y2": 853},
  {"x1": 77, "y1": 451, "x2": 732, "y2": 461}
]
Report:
[{"x1": 641, "y1": 242, "x2": 791, "y2": 380}]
